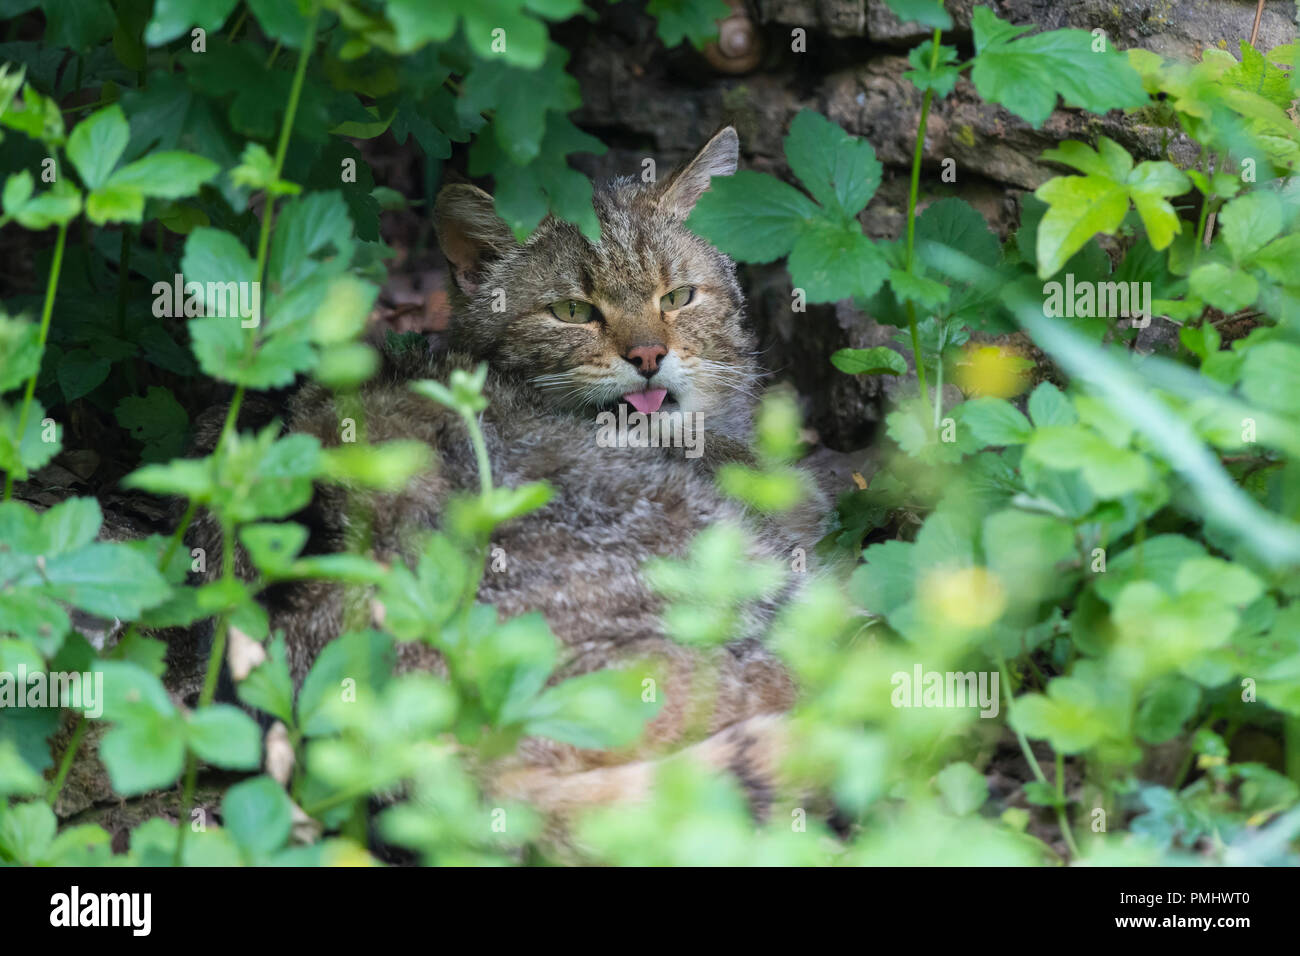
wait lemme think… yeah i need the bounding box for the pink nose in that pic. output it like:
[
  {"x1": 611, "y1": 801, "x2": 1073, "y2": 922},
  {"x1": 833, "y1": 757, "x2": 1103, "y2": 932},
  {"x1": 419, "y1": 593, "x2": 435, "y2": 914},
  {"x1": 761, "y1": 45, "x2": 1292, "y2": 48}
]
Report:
[{"x1": 625, "y1": 344, "x2": 667, "y2": 377}]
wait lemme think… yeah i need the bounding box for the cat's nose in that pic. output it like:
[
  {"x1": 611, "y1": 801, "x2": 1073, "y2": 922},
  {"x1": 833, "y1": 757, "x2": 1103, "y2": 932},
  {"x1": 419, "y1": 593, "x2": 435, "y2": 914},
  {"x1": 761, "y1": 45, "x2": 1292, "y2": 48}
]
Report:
[{"x1": 624, "y1": 344, "x2": 668, "y2": 378}]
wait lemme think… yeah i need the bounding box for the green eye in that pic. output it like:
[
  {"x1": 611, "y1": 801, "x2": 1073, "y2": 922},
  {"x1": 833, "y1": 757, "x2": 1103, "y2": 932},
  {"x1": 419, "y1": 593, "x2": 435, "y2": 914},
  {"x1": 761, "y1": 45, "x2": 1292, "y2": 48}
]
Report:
[
  {"x1": 660, "y1": 286, "x2": 695, "y2": 311},
  {"x1": 548, "y1": 299, "x2": 594, "y2": 323}
]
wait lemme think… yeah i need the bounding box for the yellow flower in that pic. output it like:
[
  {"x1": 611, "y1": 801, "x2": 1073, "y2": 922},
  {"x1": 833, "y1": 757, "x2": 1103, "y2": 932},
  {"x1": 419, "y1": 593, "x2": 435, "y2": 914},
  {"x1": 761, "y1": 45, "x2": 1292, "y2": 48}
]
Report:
[
  {"x1": 954, "y1": 344, "x2": 1035, "y2": 398},
  {"x1": 922, "y1": 567, "x2": 1007, "y2": 630}
]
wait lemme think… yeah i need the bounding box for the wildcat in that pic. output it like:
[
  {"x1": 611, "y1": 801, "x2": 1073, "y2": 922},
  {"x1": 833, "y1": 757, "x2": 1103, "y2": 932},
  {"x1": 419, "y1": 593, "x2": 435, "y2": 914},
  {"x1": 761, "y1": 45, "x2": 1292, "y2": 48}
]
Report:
[{"x1": 190, "y1": 128, "x2": 829, "y2": 819}]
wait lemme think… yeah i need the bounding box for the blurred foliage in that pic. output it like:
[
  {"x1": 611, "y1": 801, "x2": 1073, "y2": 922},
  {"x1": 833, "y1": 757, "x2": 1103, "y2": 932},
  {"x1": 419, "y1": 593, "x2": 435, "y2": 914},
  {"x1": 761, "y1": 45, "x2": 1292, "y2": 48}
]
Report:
[{"x1": 1, "y1": 0, "x2": 1299, "y2": 867}]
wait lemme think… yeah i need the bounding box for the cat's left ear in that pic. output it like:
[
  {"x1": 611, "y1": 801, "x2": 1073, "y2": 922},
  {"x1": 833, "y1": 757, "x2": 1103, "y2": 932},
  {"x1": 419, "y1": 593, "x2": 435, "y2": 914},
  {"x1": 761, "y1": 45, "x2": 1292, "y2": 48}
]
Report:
[
  {"x1": 434, "y1": 184, "x2": 518, "y2": 296},
  {"x1": 657, "y1": 126, "x2": 739, "y2": 219}
]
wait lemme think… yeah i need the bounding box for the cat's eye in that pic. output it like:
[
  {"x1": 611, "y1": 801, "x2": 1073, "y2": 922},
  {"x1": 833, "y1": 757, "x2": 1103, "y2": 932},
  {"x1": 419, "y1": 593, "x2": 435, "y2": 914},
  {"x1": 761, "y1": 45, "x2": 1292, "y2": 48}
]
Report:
[
  {"x1": 660, "y1": 286, "x2": 695, "y2": 311},
  {"x1": 548, "y1": 299, "x2": 595, "y2": 323}
]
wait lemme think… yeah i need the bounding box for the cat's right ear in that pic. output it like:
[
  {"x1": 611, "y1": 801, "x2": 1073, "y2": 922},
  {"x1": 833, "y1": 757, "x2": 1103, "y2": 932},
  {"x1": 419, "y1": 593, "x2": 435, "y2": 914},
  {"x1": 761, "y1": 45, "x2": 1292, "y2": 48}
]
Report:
[
  {"x1": 434, "y1": 184, "x2": 517, "y2": 295},
  {"x1": 657, "y1": 126, "x2": 739, "y2": 219}
]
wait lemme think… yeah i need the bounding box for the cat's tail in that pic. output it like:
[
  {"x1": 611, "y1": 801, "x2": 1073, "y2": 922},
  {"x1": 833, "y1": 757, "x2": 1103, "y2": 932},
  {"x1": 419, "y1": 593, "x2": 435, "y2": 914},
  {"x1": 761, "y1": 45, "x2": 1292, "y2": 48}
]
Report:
[{"x1": 489, "y1": 712, "x2": 790, "y2": 821}]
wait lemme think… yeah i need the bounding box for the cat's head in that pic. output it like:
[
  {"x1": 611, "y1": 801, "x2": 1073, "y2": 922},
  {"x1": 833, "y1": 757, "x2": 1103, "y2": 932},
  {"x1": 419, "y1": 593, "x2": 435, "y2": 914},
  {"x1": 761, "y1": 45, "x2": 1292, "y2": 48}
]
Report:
[{"x1": 434, "y1": 128, "x2": 757, "y2": 434}]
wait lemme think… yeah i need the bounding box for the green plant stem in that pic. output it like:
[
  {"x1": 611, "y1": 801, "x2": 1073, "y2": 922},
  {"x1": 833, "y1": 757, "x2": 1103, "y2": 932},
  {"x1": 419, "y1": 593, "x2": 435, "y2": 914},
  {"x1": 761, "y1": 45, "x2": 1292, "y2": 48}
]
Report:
[
  {"x1": 5, "y1": 221, "x2": 68, "y2": 502},
  {"x1": 162, "y1": 500, "x2": 198, "y2": 571},
  {"x1": 45, "y1": 714, "x2": 87, "y2": 806},
  {"x1": 227, "y1": 7, "x2": 249, "y2": 40},
  {"x1": 174, "y1": 518, "x2": 235, "y2": 865},
  {"x1": 464, "y1": 412, "x2": 493, "y2": 499},
  {"x1": 1193, "y1": 191, "x2": 1213, "y2": 261},
  {"x1": 173, "y1": 8, "x2": 321, "y2": 866},
  {"x1": 115, "y1": 226, "x2": 132, "y2": 337},
  {"x1": 213, "y1": 2, "x2": 319, "y2": 464},
  {"x1": 932, "y1": 345, "x2": 944, "y2": 430},
  {"x1": 254, "y1": 8, "x2": 318, "y2": 291},
  {"x1": 998, "y1": 657, "x2": 1081, "y2": 860},
  {"x1": 1287, "y1": 716, "x2": 1300, "y2": 789},
  {"x1": 903, "y1": 26, "x2": 943, "y2": 419}
]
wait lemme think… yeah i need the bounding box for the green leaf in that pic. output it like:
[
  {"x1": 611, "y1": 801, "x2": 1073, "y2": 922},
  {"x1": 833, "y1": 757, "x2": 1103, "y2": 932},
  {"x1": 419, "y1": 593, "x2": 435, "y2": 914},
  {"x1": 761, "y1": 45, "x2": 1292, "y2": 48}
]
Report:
[
  {"x1": 66, "y1": 104, "x2": 129, "y2": 191},
  {"x1": 1188, "y1": 262, "x2": 1257, "y2": 313},
  {"x1": 1010, "y1": 677, "x2": 1107, "y2": 754},
  {"x1": 1033, "y1": 138, "x2": 1188, "y2": 277},
  {"x1": 0, "y1": 314, "x2": 42, "y2": 392},
  {"x1": 181, "y1": 227, "x2": 257, "y2": 296},
  {"x1": 1025, "y1": 425, "x2": 1152, "y2": 499},
  {"x1": 145, "y1": 0, "x2": 240, "y2": 45},
  {"x1": 55, "y1": 348, "x2": 111, "y2": 402},
  {"x1": 935, "y1": 761, "x2": 988, "y2": 816},
  {"x1": 849, "y1": 540, "x2": 915, "y2": 617},
  {"x1": 790, "y1": 221, "x2": 890, "y2": 301},
  {"x1": 115, "y1": 386, "x2": 189, "y2": 462},
  {"x1": 881, "y1": 0, "x2": 952, "y2": 29},
  {"x1": 0, "y1": 82, "x2": 65, "y2": 147},
  {"x1": 970, "y1": 8, "x2": 1148, "y2": 128},
  {"x1": 1027, "y1": 382, "x2": 1075, "y2": 427},
  {"x1": 522, "y1": 669, "x2": 661, "y2": 749},
  {"x1": 9, "y1": 180, "x2": 82, "y2": 229},
  {"x1": 246, "y1": 0, "x2": 310, "y2": 48},
  {"x1": 105, "y1": 150, "x2": 219, "y2": 199},
  {"x1": 1240, "y1": 341, "x2": 1300, "y2": 414},
  {"x1": 1134, "y1": 676, "x2": 1200, "y2": 744},
  {"x1": 42, "y1": 543, "x2": 171, "y2": 619},
  {"x1": 960, "y1": 397, "x2": 1033, "y2": 446},
  {"x1": 41, "y1": 0, "x2": 116, "y2": 49},
  {"x1": 187, "y1": 704, "x2": 262, "y2": 769},
  {"x1": 905, "y1": 41, "x2": 961, "y2": 97},
  {"x1": 830, "y1": 347, "x2": 907, "y2": 376},
  {"x1": 268, "y1": 191, "x2": 355, "y2": 292},
  {"x1": 2, "y1": 170, "x2": 33, "y2": 217},
  {"x1": 1217, "y1": 191, "x2": 1282, "y2": 262},
  {"x1": 467, "y1": 109, "x2": 605, "y2": 240},
  {"x1": 297, "y1": 630, "x2": 393, "y2": 735},
  {"x1": 783, "y1": 110, "x2": 882, "y2": 219},
  {"x1": 646, "y1": 0, "x2": 729, "y2": 49},
  {"x1": 687, "y1": 170, "x2": 819, "y2": 262},
  {"x1": 0, "y1": 593, "x2": 69, "y2": 652},
  {"x1": 0, "y1": 398, "x2": 58, "y2": 476},
  {"x1": 983, "y1": 509, "x2": 1077, "y2": 603},
  {"x1": 0, "y1": 740, "x2": 45, "y2": 799},
  {"x1": 915, "y1": 198, "x2": 1001, "y2": 269},
  {"x1": 237, "y1": 634, "x2": 295, "y2": 726},
  {"x1": 888, "y1": 268, "x2": 950, "y2": 309},
  {"x1": 85, "y1": 184, "x2": 145, "y2": 225},
  {"x1": 0, "y1": 799, "x2": 55, "y2": 864},
  {"x1": 221, "y1": 775, "x2": 292, "y2": 855},
  {"x1": 459, "y1": 46, "x2": 580, "y2": 168},
  {"x1": 320, "y1": 440, "x2": 432, "y2": 492},
  {"x1": 38, "y1": 496, "x2": 102, "y2": 554},
  {"x1": 99, "y1": 708, "x2": 186, "y2": 795}
]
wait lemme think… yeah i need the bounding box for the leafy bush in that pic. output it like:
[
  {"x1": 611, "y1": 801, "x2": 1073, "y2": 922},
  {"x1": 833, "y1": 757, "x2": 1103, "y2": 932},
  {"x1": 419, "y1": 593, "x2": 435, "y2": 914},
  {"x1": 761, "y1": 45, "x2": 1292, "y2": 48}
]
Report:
[{"x1": 1, "y1": 0, "x2": 1298, "y2": 866}]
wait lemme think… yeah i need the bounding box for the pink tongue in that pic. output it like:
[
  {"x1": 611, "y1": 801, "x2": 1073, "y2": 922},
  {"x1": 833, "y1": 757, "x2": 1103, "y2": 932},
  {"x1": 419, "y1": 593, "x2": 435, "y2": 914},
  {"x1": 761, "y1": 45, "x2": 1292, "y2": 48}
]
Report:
[{"x1": 623, "y1": 388, "x2": 667, "y2": 414}]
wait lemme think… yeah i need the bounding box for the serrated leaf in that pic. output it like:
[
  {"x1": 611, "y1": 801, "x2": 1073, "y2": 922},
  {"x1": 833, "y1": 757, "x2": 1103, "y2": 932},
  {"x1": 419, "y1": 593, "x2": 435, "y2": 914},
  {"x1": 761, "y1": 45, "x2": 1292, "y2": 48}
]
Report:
[
  {"x1": 830, "y1": 347, "x2": 907, "y2": 376},
  {"x1": 970, "y1": 8, "x2": 1148, "y2": 128},
  {"x1": 1033, "y1": 137, "x2": 1188, "y2": 277},
  {"x1": 106, "y1": 150, "x2": 219, "y2": 200},
  {"x1": 783, "y1": 110, "x2": 882, "y2": 219},
  {"x1": 187, "y1": 704, "x2": 262, "y2": 769},
  {"x1": 647, "y1": 0, "x2": 729, "y2": 49},
  {"x1": 221, "y1": 775, "x2": 292, "y2": 855},
  {"x1": 687, "y1": 170, "x2": 819, "y2": 262},
  {"x1": 881, "y1": 0, "x2": 952, "y2": 29},
  {"x1": 960, "y1": 397, "x2": 1033, "y2": 446},
  {"x1": 66, "y1": 104, "x2": 128, "y2": 191}
]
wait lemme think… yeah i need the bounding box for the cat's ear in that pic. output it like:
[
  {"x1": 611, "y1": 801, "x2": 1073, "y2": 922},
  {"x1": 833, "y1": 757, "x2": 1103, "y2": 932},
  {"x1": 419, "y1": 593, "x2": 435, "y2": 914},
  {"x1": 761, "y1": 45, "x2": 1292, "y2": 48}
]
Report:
[
  {"x1": 434, "y1": 184, "x2": 518, "y2": 295},
  {"x1": 657, "y1": 126, "x2": 739, "y2": 219}
]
